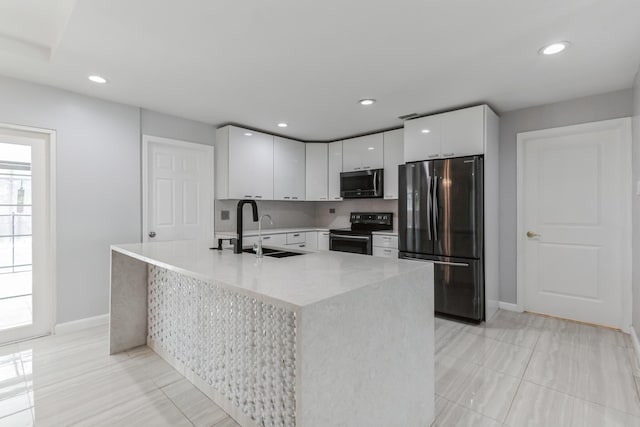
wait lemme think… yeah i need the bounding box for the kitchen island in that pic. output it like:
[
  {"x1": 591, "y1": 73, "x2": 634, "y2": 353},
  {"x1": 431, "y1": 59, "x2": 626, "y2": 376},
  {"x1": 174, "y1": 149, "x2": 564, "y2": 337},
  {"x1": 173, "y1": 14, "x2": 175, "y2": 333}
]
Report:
[{"x1": 109, "y1": 239, "x2": 434, "y2": 427}]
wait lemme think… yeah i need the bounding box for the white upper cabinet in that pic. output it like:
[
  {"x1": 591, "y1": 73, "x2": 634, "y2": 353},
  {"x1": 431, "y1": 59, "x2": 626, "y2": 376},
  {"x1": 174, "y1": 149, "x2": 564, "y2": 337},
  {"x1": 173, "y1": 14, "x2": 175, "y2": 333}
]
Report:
[
  {"x1": 328, "y1": 141, "x2": 343, "y2": 201},
  {"x1": 305, "y1": 143, "x2": 328, "y2": 201},
  {"x1": 404, "y1": 105, "x2": 487, "y2": 162},
  {"x1": 404, "y1": 114, "x2": 442, "y2": 162},
  {"x1": 216, "y1": 125, "x2": 274, "y2": 200},
  {"x1": 274, "y1": 136, "x2": 305, "y2": 201},
  {"x1": 383, "y1": 129, "x2": 404, "y2": 200},
  {"x1": 342, "y1": 133, "x2": 384, "y2": 171},
  {"x1": 440, "y1": 105, "x2": 485, "y2": 158}
]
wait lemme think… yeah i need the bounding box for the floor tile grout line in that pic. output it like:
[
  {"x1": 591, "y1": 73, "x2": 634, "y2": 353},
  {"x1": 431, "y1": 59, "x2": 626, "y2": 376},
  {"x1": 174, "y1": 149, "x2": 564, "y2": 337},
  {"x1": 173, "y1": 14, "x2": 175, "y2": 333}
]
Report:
[
  {"x1": 157, "y1": 382, "x2": 197, "y2": 427},
  {"x1": 17, "y1": 350, "x2": 35, "y2": 424},
  {"x1": 500, "y1": 314, "x2": 542, "y2": 424}
]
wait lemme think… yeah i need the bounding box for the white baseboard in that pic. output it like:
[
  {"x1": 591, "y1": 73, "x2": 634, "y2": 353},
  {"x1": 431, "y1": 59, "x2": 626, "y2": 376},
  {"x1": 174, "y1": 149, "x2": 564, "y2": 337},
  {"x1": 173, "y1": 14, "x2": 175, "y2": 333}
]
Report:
[
  {"x1": 498, "y1": 301, "x2": 524, "y2": 312},
  {"x1": 54, "y1": 314, "x2": 109, "y2": 335},
  {"x1": 629, "y1": 326, "x2": 640, "y2": 371}
]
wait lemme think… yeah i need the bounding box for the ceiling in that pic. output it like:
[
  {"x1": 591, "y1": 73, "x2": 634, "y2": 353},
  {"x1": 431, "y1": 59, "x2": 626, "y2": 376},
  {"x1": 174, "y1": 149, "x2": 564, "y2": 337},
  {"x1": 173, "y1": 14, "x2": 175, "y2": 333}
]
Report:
[{"x1": 0, "y1": 0, "x2": 639, "y2": 141}]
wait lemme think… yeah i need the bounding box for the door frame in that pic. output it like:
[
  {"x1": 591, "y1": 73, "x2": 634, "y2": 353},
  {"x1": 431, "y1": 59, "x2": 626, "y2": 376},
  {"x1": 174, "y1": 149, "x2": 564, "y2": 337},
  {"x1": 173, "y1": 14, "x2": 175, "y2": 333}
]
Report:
[
  {"x1": 516, "y1": 117, "x2": 632, "y2": 331},
  {"x1": 0, "y1": 122, "x2": 56, "y2": 343},
  {"x1": 141, "y1": 134, "x2": 215, "y2": 243}
]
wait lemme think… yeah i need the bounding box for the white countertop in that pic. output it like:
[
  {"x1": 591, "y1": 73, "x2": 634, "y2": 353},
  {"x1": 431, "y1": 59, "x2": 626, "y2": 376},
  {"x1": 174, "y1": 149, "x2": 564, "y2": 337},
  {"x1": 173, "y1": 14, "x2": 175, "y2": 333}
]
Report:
[
  {"x1": 111, "y1": 239, "x2": 426, "y2": 309},
  {"x1": 372, "y1": 230, "x2": 398, "y2": 236}
]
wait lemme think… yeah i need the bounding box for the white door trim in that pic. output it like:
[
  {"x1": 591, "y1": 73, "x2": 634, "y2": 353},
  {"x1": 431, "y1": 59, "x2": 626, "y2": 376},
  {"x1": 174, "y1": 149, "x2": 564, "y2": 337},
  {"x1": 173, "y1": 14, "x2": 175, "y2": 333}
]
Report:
[
  {"x1": 0, "y1": 122, "x2": 56, "y2": 341},
  {"x1": 516, "y1": 117, "x2": 632, "y2": 331},
  {"x1": 141, "y1": 134, "x2": 214, "y2": 243}
]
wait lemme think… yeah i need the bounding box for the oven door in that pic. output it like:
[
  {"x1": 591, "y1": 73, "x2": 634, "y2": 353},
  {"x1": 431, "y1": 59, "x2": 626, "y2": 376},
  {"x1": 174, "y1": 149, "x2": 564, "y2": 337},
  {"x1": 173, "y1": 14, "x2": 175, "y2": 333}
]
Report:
[{"x1": 329, "y1": 233, "x2": 372, "y2": 255}]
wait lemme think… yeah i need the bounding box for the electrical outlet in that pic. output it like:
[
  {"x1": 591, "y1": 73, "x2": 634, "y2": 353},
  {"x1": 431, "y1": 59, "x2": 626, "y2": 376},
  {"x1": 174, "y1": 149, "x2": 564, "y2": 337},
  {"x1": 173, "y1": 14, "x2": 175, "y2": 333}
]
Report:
[
  {"x1": 329, "y1": 208, "x2": 335, "y2": 214},
  {"x1": 221, "y1": 210, "x2": 230, "y2": 220}
]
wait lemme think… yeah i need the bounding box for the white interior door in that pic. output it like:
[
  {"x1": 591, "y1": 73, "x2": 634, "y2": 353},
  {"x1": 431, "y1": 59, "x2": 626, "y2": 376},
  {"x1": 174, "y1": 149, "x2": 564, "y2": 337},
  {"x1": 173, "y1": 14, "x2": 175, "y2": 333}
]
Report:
[
  {"x1": 143, "y1": 135, "x2": 213, "y2": 242},
  {"x1": 0, "y1": 126, "x2": 54, "y2": 344},
  {"x1": 517, "y1": 118, "x2": 631, "y2": 329}
]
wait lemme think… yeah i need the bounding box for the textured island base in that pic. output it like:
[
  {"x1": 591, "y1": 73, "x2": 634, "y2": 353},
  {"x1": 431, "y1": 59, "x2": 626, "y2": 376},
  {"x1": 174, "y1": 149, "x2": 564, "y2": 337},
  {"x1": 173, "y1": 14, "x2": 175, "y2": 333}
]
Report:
[{"x1": 110, "y1": 249, "x2": 434, "y2": 427}]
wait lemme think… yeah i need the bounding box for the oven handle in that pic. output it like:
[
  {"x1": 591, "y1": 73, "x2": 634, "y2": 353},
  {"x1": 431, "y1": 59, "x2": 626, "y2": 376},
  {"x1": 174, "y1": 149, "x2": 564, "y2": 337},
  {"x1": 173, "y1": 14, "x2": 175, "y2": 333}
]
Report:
[{"x1": 330, "y1": 234, "x2": 371, "y2": 241}]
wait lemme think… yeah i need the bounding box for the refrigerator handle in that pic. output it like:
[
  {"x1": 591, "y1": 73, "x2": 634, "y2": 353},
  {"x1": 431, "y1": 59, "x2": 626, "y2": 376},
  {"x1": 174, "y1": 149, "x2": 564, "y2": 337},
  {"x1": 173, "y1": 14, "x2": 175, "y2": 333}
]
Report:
[
  {"x1": 426, "y1": 175, "x2": 432, "y2": 240},
  {"x1": 432, "y1": 175, "x2": 439, "y2": 241}
]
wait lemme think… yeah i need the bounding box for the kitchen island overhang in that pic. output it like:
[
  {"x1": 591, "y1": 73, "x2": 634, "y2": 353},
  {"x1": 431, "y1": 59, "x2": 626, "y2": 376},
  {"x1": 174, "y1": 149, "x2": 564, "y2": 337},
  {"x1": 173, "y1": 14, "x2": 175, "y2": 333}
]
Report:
[{"x1": 110, "y1": 240, "x2": 434, "y2": 427}]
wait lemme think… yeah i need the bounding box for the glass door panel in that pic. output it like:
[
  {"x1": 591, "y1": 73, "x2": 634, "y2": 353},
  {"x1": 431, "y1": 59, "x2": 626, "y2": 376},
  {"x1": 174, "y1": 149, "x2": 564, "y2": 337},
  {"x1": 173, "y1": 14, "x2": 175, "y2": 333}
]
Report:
[{"x1": 0, "y1": 142, "x2": 33, "y2": 332}]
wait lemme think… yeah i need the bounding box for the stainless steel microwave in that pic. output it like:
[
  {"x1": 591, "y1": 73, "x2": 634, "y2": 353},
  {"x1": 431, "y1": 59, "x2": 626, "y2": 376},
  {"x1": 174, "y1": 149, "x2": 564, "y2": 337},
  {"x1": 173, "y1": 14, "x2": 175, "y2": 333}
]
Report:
[{"x1": 340, "y1": 169, "x2": 384, "y2": 199}]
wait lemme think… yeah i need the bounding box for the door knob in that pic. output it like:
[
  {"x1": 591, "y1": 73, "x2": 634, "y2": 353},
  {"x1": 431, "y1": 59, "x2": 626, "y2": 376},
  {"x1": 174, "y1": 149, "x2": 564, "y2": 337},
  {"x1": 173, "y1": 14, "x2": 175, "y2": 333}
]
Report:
[
  {"x1": 526, "y1": 231, "x2": 540, "y2": 238},
  {"x1": 149, "y1": 231, "x2": 156, "y2": 238}
]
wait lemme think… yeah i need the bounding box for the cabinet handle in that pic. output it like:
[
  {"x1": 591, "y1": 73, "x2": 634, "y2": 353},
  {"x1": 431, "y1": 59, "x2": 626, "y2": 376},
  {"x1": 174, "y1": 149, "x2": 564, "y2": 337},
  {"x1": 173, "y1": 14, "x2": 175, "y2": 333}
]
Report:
[
  {"x1": 263, "y1": 236, "x2": 271, "y2": 240},
  {"x1": 299, "y1": 244, "x2": 305, "y2": 248},
  {"x1": 293, "y1": 234, "x2": 300, "y2": 237},
  {"x1": 443, "y1": 153, "x2": 454, "y2": 157},
  {"x1": 292, "y1": 197, "x2": 298, "y2": 200},
  {"x1": 428, "y1": 154, "x2": 439, "y2": 159},
  {"x1": 383, "y1": 237, "x2": 391, "y2": 240},
  {"x1": 284, "y1": 196, "x2": 290, "y2": 199},
  {"x1": 334, "y1": 197, "x2": 341, "y2": 200},
  {"x1": 244, "y1": 195, "x2": 252, "y2": 198},
  {"x1": 354, "y1": 167, "x2": 361, "y2": 170},
  {"x1": 322, "y1": 233, "x2": 329, "y2": 236},
  {"x1": 363, "y1": 166, "x2": 371, "y2": 169},
  {"x1": 255, "y1": 195, "x2": 262, "y2": 198}
]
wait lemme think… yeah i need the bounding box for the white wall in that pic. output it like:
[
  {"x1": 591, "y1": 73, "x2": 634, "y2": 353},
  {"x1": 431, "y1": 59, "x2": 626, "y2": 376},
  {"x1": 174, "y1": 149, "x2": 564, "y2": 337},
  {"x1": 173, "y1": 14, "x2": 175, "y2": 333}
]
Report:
[
  {"x1": 632, "y1": 69, "x2": 640, "y2": 331},
  {"x1": 0, "y1": 75, "x2": 141, "y2": 323},
  {"x1": 140, "y1": 109, "x2": 216, "y2": 147},
  {"x1": 499, "y1": 89, "x2": 634, "y2": 303}
]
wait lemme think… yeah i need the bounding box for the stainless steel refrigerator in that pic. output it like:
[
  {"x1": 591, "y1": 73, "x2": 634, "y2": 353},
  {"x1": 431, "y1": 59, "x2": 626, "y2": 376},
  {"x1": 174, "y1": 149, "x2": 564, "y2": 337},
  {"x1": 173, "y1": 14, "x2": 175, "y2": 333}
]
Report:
[{"x1": 399, "y1": 156, "x2": 484, "y2": 322}]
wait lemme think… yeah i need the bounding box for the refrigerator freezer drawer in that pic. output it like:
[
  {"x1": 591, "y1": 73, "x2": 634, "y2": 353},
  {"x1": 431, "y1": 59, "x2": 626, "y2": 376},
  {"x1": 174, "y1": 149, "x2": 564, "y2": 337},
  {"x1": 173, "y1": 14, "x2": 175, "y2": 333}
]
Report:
[{"x1": 433, "y1": 257, "x2": 484, "y2": 322}]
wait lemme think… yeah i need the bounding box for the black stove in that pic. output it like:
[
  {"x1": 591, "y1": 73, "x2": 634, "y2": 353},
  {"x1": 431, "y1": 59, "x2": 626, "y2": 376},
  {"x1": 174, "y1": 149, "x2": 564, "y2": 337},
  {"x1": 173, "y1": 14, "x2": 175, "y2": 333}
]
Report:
[{"x1": 329, "y1": 212, "x2": 393, "y2": 255}]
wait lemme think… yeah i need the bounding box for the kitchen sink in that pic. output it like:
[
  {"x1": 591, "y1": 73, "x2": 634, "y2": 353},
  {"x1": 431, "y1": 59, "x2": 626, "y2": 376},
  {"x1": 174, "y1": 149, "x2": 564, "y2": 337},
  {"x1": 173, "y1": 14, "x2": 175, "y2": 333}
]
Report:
[{"x1": 242, "y1": 247, "x2": 305, "y2": 258}]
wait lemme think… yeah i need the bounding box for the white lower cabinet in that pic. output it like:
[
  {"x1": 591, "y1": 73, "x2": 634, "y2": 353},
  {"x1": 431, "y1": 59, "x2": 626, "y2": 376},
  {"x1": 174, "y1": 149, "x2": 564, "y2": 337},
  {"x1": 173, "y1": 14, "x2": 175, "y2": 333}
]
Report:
[
  {"x1": 372, "y1": 234, "x2": 398, "y2": 258},
  {"x1": 305, "y1": 232, "x2": 318, "y2": 250},
  {"x1": 318, "y1": 231, "x2": 330, "y2": 251},
  {"x1": 286, "y1": 232, "x2": 305, "y2": 245},
  {"x1": 260, "y1": 233, "x2": 287, "y2": 248},
  {"x1": 286, "y1": 243, "x2": 307, "y2": 250},
  {"x1": 372, "y1": 247, "x2": 398, "y2": 258}
]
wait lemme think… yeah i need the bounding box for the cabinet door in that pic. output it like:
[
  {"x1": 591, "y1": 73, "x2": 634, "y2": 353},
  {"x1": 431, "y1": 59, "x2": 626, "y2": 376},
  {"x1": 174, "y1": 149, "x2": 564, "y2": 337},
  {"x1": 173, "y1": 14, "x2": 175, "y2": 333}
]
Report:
[
  {"x1": 317, "y1": 231, "x2": 330, "y2": 251},
  {"x1": 328, "y1": 141, "x2": 343, "y2": 201},
  {"x1": 274, "y1": 136, "x2": 305, "y2": 200},
  {"x1": 404, "y1": 114, "x2": 442, "y2": 162},
  {"x1": 343, "y1": 134, "x2": 383, "y2": 171},
  {"x1": 383, "y1": 129, "x2": 403, "y2": 199},
  {"x1": 305, "y1": 143, "x2": 328, "y2": 201},
  {"x1": 440, "y1": 105, "x2": 485, "y2": 157},
  {"x1": 305, "y1": 232, "x2": 318, "y2": 250},
  {"x1": 228, "y1": 126, "x2": 274, "y2": 199}
]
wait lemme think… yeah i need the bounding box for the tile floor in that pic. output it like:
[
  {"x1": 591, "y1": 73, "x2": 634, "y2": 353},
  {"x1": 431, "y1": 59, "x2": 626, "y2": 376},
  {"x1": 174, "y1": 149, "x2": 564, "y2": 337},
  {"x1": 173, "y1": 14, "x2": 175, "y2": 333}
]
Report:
[{"x1": 0, "y1": 310, "x2": 638, "y2": 426}]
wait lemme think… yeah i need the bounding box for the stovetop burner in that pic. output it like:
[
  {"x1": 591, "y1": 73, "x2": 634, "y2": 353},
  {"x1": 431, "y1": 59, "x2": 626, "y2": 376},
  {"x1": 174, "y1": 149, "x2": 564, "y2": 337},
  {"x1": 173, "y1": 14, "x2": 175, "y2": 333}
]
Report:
[{"x1": 329, "y1": 212, "x2": 393, "y2": 235}]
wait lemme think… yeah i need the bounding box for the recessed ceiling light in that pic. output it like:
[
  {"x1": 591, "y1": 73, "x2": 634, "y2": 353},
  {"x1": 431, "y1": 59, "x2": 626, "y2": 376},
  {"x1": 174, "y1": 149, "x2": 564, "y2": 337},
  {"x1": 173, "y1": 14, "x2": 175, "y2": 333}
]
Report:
[
  {"x1": 367, "y1": 147, "x2": 375, "y2": 150},
  {"x1": 421, "y1": 129, "x2": 431, "y2": 134},
  {"x1": 277, "y1": 123, "x2": 288, "y2": 128},
  {"x1": 359, "y1": 99, "x2": 376, "y2": 106},
  {"x1": 88, "y1": 74, "x2": 108, "y2": 84},
  {"x1": 539, "y1": 41, "x2": 569, "y2": 55},
  {"x1": 244, "y1": 132, "x2": 253, "y2": 136}
]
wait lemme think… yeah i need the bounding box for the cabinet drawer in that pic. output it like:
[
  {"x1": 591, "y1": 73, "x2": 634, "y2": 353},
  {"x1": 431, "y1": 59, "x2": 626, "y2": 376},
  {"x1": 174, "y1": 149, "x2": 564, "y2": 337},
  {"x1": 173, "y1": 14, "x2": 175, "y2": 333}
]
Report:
[
  {"x1": 373, "y1": 235, "x2": 398, "y2": 249},
  {"x1": 286, "y1": 243, "x2": 306, "y2": 250},
  {"x1": 286, "y1": 232, "x2": 305, "y2": 244},
  {"x1": 260, "y1": 233, "x2": 287, "y2": 247},
  {"x1": 373, "y1": 247, "x2": 398, "y2": 258}
]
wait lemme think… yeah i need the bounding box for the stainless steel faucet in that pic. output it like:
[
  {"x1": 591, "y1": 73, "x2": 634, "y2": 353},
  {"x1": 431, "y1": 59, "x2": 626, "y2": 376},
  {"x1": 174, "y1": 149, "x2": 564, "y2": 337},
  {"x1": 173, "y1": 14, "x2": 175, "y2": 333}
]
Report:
[{"x1": 256, "y1": 214, "x2": 274, "y2": 258}]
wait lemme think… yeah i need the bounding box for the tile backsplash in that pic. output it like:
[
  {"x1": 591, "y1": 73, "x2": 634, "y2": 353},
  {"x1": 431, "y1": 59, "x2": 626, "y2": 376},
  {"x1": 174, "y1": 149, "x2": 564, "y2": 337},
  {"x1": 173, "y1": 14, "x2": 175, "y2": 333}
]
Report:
[{"x1": 215, "y1": 199, "x2": 399, "y2": 232}]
